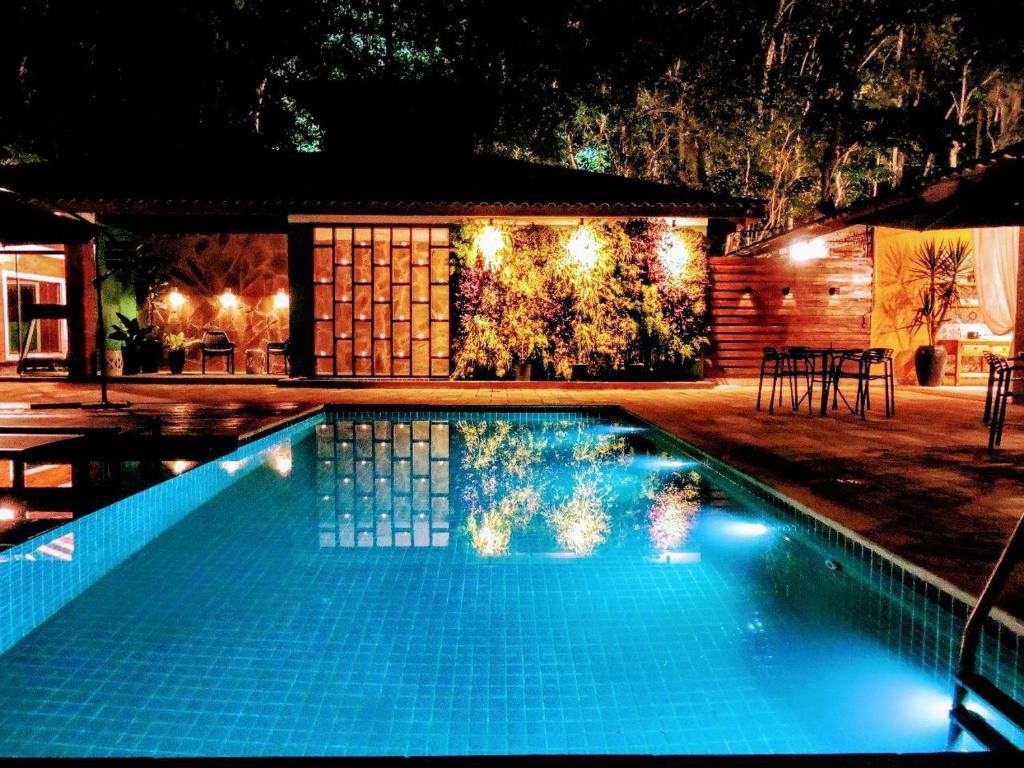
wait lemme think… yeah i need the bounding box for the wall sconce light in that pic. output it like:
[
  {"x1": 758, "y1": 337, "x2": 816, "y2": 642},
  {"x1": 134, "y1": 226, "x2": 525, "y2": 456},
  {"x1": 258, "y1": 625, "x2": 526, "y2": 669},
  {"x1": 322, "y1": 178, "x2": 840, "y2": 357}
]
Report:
[
  {"x1": 828, "y1": 286, "x2": 840, "y2": 297},
  {"x1": 219, "y1": 288, "x2": 239, "y2": 310},
  {"x1": 790, "y1": 237, "x2": 828, "y2": 262},
  {"x1": 167, "y1": 288, "x2": 186, "y2": 311},
  {"x1": 273, "y1": 289, "x2": 290, "y2": 310},
  {"x1": 781, "y1": 287, "x2": 792, "y2": 297},
  {"x1": 741, "y1": 286, "x2": 753, "y2": 296}
]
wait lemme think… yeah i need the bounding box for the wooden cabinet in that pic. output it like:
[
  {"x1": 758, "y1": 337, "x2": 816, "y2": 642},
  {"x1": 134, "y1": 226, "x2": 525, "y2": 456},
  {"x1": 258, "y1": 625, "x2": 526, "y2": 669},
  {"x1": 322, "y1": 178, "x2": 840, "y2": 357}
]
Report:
[{"x1": 938, "y1": 338, "x2": 1012, "y2": 385}]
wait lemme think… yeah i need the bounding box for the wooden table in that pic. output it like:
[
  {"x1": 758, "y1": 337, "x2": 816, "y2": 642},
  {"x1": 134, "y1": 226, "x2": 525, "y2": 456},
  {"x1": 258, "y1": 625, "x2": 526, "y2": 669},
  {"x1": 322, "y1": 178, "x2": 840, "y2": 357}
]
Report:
[{"x1": 0, "y1": 433, "x2": 85, "y2": 490}]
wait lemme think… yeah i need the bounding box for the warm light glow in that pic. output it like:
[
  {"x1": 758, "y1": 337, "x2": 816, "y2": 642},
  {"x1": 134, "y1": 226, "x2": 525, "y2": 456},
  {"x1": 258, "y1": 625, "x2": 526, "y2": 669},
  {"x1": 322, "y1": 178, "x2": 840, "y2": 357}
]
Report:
[
  {"x1": 164, "y1": 459, "x2": 196, "y2": 476},
  {"x1": 219, "y1": 288, "x2": 239, "y2": 310},
  {"x1": 476, "y1": 225, "x2": 506, "y2": 269},
  {"x1": 167, "y1": 288, "x2": 186, "y2": 311},
  {"x1": 790, "y1": 237, "x2": 828, "y2": 262},
  {"x1": 0, "y1": 505, "x2": 18, "y2": 521},
  {"x1": 659, "y1": 233, "x2": 690, "y2": 277},
  {"x1": 273, "y1": 289, "x2": 290, "y2": 310},
  {"x1": 267, "y1": 444, "x2": 293, "y2": 477},
  {"x1": 219, "y1": 459, "x2": 248, "y2": 475},
  {"x1": 566, "y1": 224, "x2": 600, "y2": 271}
]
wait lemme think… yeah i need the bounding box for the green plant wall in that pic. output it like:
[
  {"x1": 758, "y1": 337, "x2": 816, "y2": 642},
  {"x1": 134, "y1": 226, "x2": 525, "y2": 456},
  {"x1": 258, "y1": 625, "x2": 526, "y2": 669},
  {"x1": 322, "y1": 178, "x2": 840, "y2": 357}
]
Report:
[
  {"x1": 97, "y1": 238, "x2": 139, "y2": 351},
  {"x1": 451, "y1": 219, "x2": 709, "y2": 380}
]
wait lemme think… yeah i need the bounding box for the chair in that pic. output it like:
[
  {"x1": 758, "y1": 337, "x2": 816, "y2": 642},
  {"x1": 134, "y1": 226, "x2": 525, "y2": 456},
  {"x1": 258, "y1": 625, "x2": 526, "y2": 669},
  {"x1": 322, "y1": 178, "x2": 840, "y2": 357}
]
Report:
[
  {"x1": 856, "y1": 348, "x2": 895, "y2": 419},
  {"x1": 982, "y1": 351, "x2": 1009, "y2": 426},
  {"x1": 830, "y1": 348, "x2": 894, "y2": 419},
  {"x1": 785, "y1": 346, "x2": 820, "y2": 415},
  {"x1": 988, "y1": 363, "x2": 1024, "y2": 450},
  {"x1": 266, "y1": 339, "x2": 290, "y2": 374},
  {"x1": 200, "y1": 329, "x2": 235, "y2": 374},
  {"x1": 757, "y1": 346, "x2": 807, "y2": 414}
]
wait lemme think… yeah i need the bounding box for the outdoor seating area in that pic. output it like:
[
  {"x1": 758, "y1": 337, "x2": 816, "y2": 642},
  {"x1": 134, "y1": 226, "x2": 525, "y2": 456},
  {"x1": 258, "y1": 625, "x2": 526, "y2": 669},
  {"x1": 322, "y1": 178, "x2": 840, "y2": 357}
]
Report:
[{"x1": 756, "y1": 345, "x2": 896, "y2": 420}]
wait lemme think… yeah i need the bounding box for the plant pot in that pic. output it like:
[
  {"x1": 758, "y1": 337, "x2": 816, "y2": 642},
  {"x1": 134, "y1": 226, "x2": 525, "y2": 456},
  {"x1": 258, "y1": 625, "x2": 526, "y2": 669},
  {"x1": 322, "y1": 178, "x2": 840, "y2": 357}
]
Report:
[
  {"x1": 680, "y1": 356, "x2": 705, "y2": 381},
  {"x1": 104, "y1": 349, "x2": 123, "y2": 377},
  {"x1": 514, "y1": 362, "x2": 532, "y2": 382},
  {"x1": 914, "y1": 344, "x2": 947, "y2": 386},
  {"x1": 121, "y1": 346, "x2": 141, "y2": 376},
  {"x1": 167, "y1": 349, "x2": 186, "y2": 374},
  {"x1": 625, "y1": 363, "x2": 648, "y2": 381},
  {"x1": 140, "y1": 339, "x2": 163, "y2": 374}
]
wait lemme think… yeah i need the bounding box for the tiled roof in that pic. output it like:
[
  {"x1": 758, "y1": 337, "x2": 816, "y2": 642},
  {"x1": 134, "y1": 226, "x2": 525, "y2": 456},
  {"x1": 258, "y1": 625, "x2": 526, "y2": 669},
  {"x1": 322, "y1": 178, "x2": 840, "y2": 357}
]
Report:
[
  {"x1": 0, "y1": 153, "x2": 763, "y2": 220},
  {"x1": 732, "y1": 139, "x2": 1024, "y2": 255},
  {"x1": 0, "y1": 187, "x2": 97, "y2": 244}
]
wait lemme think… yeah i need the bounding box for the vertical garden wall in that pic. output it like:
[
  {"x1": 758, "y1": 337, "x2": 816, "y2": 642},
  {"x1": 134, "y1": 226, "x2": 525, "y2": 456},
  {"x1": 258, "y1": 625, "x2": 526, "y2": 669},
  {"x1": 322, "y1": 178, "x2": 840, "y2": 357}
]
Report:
[{"x1": 451, "y1": 220, "x2": 709, "y2": 380}]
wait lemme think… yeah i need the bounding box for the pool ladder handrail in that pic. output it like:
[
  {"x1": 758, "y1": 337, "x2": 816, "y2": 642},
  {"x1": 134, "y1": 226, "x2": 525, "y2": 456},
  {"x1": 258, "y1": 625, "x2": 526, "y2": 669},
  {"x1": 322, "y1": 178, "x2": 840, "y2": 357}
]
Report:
[{"x1": 948, "y1": 510, "x2": 1024, "y2": 751}]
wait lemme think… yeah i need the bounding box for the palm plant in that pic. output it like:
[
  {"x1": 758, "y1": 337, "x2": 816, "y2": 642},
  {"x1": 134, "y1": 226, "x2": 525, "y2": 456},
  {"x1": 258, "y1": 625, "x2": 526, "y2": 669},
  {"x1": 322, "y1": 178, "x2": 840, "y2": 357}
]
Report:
[{"x1": 907, "y1": 239, "x2": 973, "y2": 346}]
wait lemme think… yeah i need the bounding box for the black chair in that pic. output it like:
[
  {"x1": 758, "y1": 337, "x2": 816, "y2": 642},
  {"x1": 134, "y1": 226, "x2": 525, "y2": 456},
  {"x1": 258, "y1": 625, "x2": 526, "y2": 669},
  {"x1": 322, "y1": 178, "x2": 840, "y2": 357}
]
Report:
[
  {"x1": 830, "y1": 348, "x2": 893, "y2": 419},
  {"x1": 757, "y1": 346, "x2": 809, "y2": 414},
  {"x1": 266, "y1": 339, "x2": 290, "y2": 374},
  {"x1": 855, "y1": 347, "x2": 895, "y2": 419},
  {"x1": 200, "y1": 329, "x2": 235, "y2": 374},
  {"x1": 756, "y1": 347, "x2": 785, "y2": 412},
  {"x1": 785, "y1": 346, "x2": 820, "y2": 415},
  {"x1": 982, "y1": 351, "x2": 1009, "y2": 426},
  {"x1": 988, "y1": 363, "x2": 1024, "y2": 450}
]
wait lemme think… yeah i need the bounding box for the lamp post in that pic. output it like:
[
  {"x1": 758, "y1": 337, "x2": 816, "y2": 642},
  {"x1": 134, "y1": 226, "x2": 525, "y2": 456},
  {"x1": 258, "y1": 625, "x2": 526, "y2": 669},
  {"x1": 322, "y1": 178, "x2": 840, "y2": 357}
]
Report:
[{"x1": 83, "y1": 237, "x2": 129, "y2": 409}]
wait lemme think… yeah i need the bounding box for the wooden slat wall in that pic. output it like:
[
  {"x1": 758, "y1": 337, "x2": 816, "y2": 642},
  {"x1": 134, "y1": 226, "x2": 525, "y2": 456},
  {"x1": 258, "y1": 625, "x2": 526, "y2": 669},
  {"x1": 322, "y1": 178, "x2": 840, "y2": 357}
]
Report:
[{"x1": 708, "y1": 255, "x2": 873, "y2": 377}]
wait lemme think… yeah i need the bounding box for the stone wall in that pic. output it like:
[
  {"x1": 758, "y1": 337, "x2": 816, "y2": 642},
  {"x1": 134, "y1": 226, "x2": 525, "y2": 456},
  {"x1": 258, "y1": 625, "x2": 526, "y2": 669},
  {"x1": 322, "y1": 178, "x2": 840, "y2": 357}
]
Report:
[{"x1": 146, "y1": 233, "x2": 289, "y2": 373}]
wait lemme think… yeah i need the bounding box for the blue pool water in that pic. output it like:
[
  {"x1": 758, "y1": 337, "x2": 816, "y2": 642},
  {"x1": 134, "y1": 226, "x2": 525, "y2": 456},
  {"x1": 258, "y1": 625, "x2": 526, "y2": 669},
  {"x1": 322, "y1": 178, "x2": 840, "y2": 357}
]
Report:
[{"x1": 0, "y1": 408, "x2": 1013, "y2": 756}]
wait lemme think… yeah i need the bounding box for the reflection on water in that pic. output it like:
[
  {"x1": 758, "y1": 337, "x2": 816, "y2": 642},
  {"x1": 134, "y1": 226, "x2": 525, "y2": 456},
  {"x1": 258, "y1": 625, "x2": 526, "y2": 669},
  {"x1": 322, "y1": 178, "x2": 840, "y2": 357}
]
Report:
[
  {"x1": 314, "y1": 412, "x2": 702, "y2": 559},
  {"x1": 315, "y1": 419, "x2": 451, "y2": 549}
]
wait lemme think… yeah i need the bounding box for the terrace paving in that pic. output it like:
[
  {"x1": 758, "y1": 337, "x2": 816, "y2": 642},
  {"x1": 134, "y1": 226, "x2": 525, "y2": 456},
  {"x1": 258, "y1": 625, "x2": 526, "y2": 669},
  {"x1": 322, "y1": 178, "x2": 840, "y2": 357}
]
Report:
[{"x1": 0, "y1": 379, "x2": 1022, "y2": 621}]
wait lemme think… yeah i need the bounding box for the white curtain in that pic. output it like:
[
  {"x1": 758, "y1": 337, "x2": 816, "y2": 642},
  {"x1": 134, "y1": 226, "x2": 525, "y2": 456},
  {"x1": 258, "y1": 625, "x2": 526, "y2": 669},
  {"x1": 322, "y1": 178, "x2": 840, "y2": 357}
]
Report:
[{"x1": 972, "y1": 226, "x2": 1020, "y2": 335}]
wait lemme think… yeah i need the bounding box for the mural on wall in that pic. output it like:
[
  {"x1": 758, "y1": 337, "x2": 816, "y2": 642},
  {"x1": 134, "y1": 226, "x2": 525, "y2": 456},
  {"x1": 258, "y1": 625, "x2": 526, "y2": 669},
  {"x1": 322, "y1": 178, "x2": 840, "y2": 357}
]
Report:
[{"x1": 145, "y1": 233, "x2": 289, "y2": 372}]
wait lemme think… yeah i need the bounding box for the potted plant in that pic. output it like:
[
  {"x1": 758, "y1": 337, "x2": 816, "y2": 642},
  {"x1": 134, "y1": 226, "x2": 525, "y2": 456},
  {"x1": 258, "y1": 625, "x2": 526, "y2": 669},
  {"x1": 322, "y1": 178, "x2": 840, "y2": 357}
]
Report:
[
  {"x1": 108, "y1": 313, "x2": 157, "y2": 376},
  {"x1": 908, "y1": 239, "x2": 972, "y2": 386},
  {"x1": 164, "y1": 332, "x2": 198, "y2": 374}
]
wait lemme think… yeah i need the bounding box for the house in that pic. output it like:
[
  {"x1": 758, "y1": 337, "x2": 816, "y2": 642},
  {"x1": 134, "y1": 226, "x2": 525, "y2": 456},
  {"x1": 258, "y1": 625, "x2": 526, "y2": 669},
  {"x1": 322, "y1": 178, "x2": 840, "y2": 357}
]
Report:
[
  {"x1": 0, "y1": 152, "x2": 761, "y2": 379},
  {"x1": 713, "y1": 141, "x2": 1024, "y2": 384},
  {"x1": 0, "y1": 188, "x2": 95, "y2": 376}
]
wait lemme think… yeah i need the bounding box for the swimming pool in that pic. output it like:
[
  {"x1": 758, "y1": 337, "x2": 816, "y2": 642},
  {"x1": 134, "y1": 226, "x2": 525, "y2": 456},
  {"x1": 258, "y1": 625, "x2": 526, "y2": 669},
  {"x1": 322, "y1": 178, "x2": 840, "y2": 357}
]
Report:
[{"x1": 0, "y1": 407, "x2": 1020, "y2": 756}]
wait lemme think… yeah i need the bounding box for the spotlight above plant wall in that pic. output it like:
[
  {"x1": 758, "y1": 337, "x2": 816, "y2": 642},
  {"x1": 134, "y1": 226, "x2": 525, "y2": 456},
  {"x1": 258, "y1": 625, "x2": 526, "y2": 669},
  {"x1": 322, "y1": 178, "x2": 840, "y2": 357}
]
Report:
[
  {"x1": 659, "y1": 233, "x2": 690, "y2": 278},
  {"x1": 476, "y1": 224, "x2": 506, "y2": 270},
  {"x1": 566, "y1": 222, "x2": 600, "y2": 272}
]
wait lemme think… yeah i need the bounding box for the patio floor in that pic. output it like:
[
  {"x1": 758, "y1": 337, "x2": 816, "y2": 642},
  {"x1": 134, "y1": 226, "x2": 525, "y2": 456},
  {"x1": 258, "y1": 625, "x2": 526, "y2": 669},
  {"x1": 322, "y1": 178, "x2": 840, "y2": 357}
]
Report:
[{"x1": 2, "y1": 379, "x2": 1023, "y2": 621}]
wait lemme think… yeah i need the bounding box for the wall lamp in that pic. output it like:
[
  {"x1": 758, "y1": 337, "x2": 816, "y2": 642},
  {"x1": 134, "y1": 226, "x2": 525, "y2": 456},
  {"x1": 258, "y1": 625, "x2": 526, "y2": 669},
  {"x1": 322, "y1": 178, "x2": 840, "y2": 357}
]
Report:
[
  {"x1": 781, "y1": 287, "x2": 791, "y2": 297},
  {"x1": 828, "y1": 286, "x2": 840, "y2": 297}
]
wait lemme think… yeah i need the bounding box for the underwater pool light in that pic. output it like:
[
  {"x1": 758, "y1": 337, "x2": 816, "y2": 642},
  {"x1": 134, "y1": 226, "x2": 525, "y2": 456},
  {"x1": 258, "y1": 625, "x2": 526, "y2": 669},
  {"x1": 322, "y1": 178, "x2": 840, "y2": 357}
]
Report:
[{"x1": 724, "y1": 521, "x2": 769, "y2": 537}]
